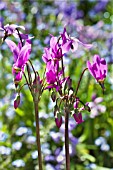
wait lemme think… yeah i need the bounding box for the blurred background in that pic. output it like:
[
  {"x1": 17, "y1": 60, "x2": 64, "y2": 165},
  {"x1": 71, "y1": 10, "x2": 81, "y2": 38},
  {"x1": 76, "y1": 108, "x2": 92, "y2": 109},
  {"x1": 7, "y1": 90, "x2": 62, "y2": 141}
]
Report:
[{"x1": 0, "y1": 0, "x2": 113, "y2": 169}]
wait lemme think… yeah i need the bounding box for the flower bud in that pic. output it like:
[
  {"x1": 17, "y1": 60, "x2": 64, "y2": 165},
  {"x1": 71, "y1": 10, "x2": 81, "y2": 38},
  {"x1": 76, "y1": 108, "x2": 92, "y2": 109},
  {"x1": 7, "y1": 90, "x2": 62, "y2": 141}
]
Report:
[
  {"x1": 55, "y1": 116, "x2": 62, "y2": 128},
  {"x1": 14, "y1": 94, "x2": 20, "y2": 109},
  {"x1": 73, "y1": 112, "x2": 84, "y2": 124},
  {"x1": 33, "y1": 75, "x2": 42, "y2": 93},
  {"x1": 74, "y1": 98, "x2": 79, "y2": 109}
]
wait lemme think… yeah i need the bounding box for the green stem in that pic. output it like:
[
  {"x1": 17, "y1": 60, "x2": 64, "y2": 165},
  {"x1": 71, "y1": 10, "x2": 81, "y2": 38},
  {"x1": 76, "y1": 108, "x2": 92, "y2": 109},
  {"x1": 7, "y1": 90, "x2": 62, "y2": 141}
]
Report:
[
  {"x1": 75, "y1": 68, "x2": 88, "y2": 96},
  {"x1": 16, "y1": 28, "x2": 24, "y2": 47},
  {"x1": 28, "y1": 59, "x2": 36, "y2": 76},
  {"x1": 23, "y1": 72, "x2": 31, "y2": 92},
  {"x1": 65, "y1": 107, "x2": 70, "y2": 170},
  {"x1": 34, "y1": 101, "x2": 43, "y2": 170},
  {"x1": 26, "y1": 63, "x2": 32, "y2": 85}
]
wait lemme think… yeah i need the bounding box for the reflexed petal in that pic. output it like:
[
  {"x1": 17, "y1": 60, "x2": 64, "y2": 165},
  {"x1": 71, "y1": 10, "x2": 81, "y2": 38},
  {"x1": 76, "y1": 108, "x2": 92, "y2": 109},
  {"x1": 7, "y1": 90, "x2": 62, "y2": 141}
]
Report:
[
  {"x1": 61, "y1": 27, "x2": 69, "y2": 44},
  {"x1": 5, "y1": 39, "x2": 19, "y2": 62},
  {"x1": 42, "y1": 48, "x2": 51, "y2": 63},
  {"x1": 78, "y1": 39, "x2": 93, "y2": 49},
  {"x1": 17, "y1": 43, "x2": 31, "y2": 68},
  {"x1": 50, "y1": 36, "x2": 57, "y2": 49},
  {"x1": 46, "y1": 70, "x2": 56, "y2": 84},
  {"x1": 5, "y1": 39, "x2": 17, "y2": 53},
  {"x1": 87, "y1": 55, "x2": 107, "y2": 82}
]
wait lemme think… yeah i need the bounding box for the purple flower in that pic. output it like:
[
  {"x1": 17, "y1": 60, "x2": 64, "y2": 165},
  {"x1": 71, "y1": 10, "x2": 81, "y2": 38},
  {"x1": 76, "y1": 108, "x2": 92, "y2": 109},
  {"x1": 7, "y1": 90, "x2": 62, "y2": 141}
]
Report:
[
  {"x1": 94, "y1": 0, "x2": 109, "y2": 13},
  {"x1": 42, "y1": 36, "x2": 62, "y2": 62},
  {"x1": 42, "y1": 34, "x2": 72, "y2": 63},
  {"x1": 89, "y1": 94, "x2": 106, "y2": 118},
  {"x1": 0, "y1": 24, "x2": 28, "y2": 40},
  {"x1": 61, "y1": 27, "x2": 92, "y2": 53},
  {"x1": 87, "y1": 55, "x2": 107, "y2": 83},
  {"x1": 45, "y1": 60, "x2": 67, "y2": 91},
  {"x1": 5, "y1": 39, "x2": 31, "y2": 83},
  {"x1": 46, "y1": 70, "x2": 57, "y2": 84},
  {"x1": 73, "y1": 112, "x2": 84, "y2": 124}
]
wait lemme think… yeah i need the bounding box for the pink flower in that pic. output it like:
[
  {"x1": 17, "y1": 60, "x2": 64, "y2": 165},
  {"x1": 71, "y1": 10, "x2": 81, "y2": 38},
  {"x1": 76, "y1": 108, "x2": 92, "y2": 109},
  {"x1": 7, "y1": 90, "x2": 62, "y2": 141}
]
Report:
[
  {"x1": 61, "y1": 27, "x2": 92, "y2": 53},
  {"x1": 87, "y1": 55, "x2": 107, "y2": 82},
  {"x1": 0, "y1": 24, "x2": 28, "y2": 39},
  {"x1": 5, "y1": 39, "x2": 31, "y2": 83}
]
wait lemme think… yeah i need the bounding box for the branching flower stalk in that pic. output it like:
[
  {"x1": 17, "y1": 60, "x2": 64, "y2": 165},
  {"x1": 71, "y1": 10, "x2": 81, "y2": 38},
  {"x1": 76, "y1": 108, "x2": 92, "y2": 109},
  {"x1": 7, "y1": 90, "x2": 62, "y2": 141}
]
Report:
[{"x1": 1, "y1": 24, "x2": 107, "y2": 170}]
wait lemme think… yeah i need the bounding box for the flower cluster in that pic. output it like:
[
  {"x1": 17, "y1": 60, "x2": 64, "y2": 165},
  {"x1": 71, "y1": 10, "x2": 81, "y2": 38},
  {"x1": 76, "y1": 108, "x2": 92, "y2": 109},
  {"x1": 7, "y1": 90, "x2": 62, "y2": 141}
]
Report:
[
  {"x1": 42, "y1": 28, "x2": 92, "y2": 91},
  {"x1": 2, "y1": 24, "x2": 42, "y2": 109},
  {"x1": 42, "y1": 28, "x2": 93, "y2": 128},
  {"x1": 2, "y1": 24, "x2": 107, "y2": 127}
]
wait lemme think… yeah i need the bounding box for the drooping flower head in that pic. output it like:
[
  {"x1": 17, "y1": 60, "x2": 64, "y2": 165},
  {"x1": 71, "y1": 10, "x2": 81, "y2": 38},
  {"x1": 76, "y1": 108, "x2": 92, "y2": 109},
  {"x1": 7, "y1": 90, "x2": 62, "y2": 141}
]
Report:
[{"x1": 87, "y1": 55, "x2": 107, "y2": 88}]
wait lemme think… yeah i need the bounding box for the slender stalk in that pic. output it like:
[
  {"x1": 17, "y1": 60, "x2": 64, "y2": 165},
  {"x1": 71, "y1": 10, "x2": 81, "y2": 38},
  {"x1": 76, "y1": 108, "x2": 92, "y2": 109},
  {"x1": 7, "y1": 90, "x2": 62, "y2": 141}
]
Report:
[
  {"x1": 28, "y1": 59, "x2": 36, "y2": 76},
  {"x1": 75, "y1": 68, "x2": 88, "y2": 96},
  {"x1": 23, "y1": 72, "x2": 31, "y2": 92},
  {"x1": 34, "y1": 101, "x2": 43, "y2": 170},
  {"x1": 16, "y1": 28, "x2": 24, "y2": 47},
  {"x1": 26, "y1": 63, "x2": 32, "y2": 85},
  {"x1": 65, "y1": 107, "x2": 70, "y2": 170},
  {"x1": 18, "y1": 83, "x2": 27, "y2": 93}
]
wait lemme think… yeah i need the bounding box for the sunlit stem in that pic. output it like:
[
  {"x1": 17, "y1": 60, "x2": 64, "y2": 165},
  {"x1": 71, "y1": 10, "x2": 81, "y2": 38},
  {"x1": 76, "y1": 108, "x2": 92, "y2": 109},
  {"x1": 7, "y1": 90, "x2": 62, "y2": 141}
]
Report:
[
  {"x1": 65, "y1": 106, "x2": 70, "y2": 170},
  {"x1": 16, "y1": 28, "x2": 24, "y2": 47},
  {"x1": 23, "y1": 72, "x2": 31, "y2": 92},
  {"x1": 75, "y1": 68, "x2": 88, "y2": 96},
  {"x1": 18, "y1": 83, "x2": 27, "y2": 93},
  {"x1": 28, "y1": 59, "x2": 37, "y2": 77},
  {"x1": 26, "y1": 63, "x2": 32, "y2": 85},
  {"x1": 34, "y1": 101, "x2": 43, "y2": 170}
]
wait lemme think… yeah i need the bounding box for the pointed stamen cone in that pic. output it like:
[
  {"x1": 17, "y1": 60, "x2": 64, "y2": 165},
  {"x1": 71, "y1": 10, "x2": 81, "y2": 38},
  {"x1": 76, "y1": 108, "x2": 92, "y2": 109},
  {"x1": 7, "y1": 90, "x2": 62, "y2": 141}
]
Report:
[
  {"x1": 98, "y1": 81, "x2": 105, "y2": 94},
  {"x1": 99, "y1": 81, "x2": 105, "y2": 89}
]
